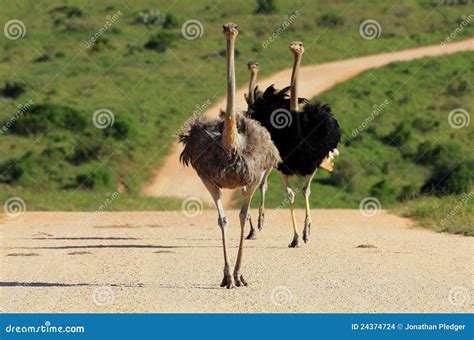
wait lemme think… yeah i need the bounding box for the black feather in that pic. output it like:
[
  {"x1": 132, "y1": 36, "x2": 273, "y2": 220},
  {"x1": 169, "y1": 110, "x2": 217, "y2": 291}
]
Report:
[{"x1": 248, "y1": 85, "x2": 341, "y2": 176}]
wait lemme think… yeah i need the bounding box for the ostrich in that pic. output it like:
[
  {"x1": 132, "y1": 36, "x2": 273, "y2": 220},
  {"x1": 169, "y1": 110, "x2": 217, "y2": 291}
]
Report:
[
  {"x1": 179, "y1": 23, "x2": 280, "y2": 288},
  {"x1": 248, "y1": 41, "x2": 341, "y2": 248},
  {"x1": 242, "y1": 60, "x2": 271, "y2": 240}
]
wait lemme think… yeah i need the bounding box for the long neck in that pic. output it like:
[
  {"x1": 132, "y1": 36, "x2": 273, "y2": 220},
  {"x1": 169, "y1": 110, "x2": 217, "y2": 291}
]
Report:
[
  {"x1": 290, "y1": 52, "x2": 302, "y2": 112},
  {"x1": 222, "y1": 36, "x2": 239, "y2": 151},
  {"x1": 248, "y1": 70, "x2": 257, "y2": 106}
]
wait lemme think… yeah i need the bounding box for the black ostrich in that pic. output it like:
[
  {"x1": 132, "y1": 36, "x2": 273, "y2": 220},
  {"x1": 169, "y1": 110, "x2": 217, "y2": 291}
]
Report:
[{"x1": 248, "y1": 41, "x2": 341, "y2": 248}]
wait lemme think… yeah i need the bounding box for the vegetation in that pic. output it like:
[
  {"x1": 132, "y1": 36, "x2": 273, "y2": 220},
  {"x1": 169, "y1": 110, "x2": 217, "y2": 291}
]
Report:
[{"x1": 0, "y1": 1, "x2": 472, "y2": 212}]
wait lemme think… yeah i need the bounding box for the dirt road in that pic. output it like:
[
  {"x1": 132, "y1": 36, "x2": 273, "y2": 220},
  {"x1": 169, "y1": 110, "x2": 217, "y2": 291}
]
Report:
[
  {"x1": 1, "y1": 210, "x2": 472, "y2": 313},
  {"x1": 141, "y1": 38, "x2": 474, "y2": 207}
]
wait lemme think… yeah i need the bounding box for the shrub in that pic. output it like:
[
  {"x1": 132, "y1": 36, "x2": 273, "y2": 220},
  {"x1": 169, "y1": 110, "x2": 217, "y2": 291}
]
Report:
[
  {"x1": 446, "y1": 79, "x2": 468, "y2": 96},
  {"x1": 370, "y1": 180, "x2": 397, "y2": 203},
  {"x1": 103, "y1": 116, "x2": 135, "y2": 140},
  {"x1": 76, "y1": 169, "x2": 112, "y2": 189},
  {"x1": 144, "y1": 32, "x2": 176, "y2": 52},
  {"x1": 329, "y1": 158, "x2": 358, "y2": 192},
  {"x1": 416, "y1": 142, "x2": 462, "y2": 166},
  {"x1": 421, "y1": 160, "x2": 473, "y2": 195},
  {"x1": 1, "y1": 81, "x2": 25, "y2": 99},
  {"x1": 383, "y1": 121, "x2": 413, "y2": 147},
  {"x1": 412, "y1": 117, "x2": 439, "y2": 132},
  {"x1": 134, "y1": 10, "x2": 164, "y2": 26},
  {"x1": 398, "y1": 184, "x2": 419, "y2": 201},
  {"x1": 255, "y1": 0, "x2": 278, "y2": 14},
  {"x1": 0, "y1": 152, "x2": 33, "y2": 184},
  {"x1": 8, "y1": 104, "x2": 87, "y2": 135},
  {"x1": 163, "y1": 13, "x2": 180, "y2": 28},
  {"x1": 317, "y1": 12, "x2": 345, "y2": 27}
]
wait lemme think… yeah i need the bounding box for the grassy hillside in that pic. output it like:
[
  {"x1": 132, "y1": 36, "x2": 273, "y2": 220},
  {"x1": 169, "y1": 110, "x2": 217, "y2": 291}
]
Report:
[{"x1": 0, "y1": 0, "x2": 473, "y2": 211}]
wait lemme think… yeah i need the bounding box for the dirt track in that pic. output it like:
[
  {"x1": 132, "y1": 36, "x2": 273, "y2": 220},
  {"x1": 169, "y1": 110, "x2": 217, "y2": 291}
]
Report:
[
  {"x1": 1, "y1": 210, "x2": 472, "y2": 313},
  {"x1": 141, "y1": 38, "x2": 474, "y2": 207}
]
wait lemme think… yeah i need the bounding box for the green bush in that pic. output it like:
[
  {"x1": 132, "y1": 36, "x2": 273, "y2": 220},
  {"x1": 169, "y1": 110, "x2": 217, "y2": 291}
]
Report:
[
  {"x1": 8, "y1": 104, "x2": 87, "y2": 135},
  {"x1": 144, "y1": 32, "x2": 176, "y2": 52},
  {"x1": 329, "y1": 158, "x2": 357, "y2": 192},
  {"x1": 163, "y1": 13, "x2": 180, "y2": 28},
  {"x1": 317, "y1": 12, "x2": 345, "y2": 27},
  {"x1": 1, "y1": 80, "x2": 25, "y2": 98},
  {"x1": 446, "y1": 79, "x2": 468, "y2": 96},
  {"x1": 412, "y1": 117, "x2": 439, "y2": 132},
  {"x1": 255, "y1": 0, "x2": 278, "y2": 14},
  {"x1": 103, "y1": 115, "x2": 135, "y2": 140},
  {"x1": 0, "y1": 152, "x2": 34, "y2": 184},
  {"x1": 422, "y1": 160, "x2": 473, "y2": 195},
  {"x1": 416, "y1": 142, "x2": 462, "y2": 166},
  {"x1": 383, "y1": 121, "x2": 413, "y2": 147},
  {"x1": 134, "y1": 10, "x2": 164, "y2": 26},
  {"x1": 76, "y1": 169, "x2": 112, "y2": 189},
  {"x1": 370, "y1": 180, "x2": 397, "y2": 203}
]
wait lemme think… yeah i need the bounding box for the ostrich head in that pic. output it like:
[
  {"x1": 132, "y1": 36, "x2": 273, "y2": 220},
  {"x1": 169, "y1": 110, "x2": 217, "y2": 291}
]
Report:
[
  {"x1": 223, "y1": 22, "x2": 239, "y2": 38},
  {"x1": 247, "y1": 60, "x2": 259, "y2": 73},
  {"x1": 289, "y1": 41, "x2": 305, "y2": 55}
]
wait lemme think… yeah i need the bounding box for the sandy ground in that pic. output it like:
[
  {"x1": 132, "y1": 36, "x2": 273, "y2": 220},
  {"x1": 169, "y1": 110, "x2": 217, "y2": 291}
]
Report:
[
  {"x1": 0, "y1": 210, "x2": 472, "y2": 313},
  {"x1": 141, "y1": 38, "x2": 474, "y2": 207}
]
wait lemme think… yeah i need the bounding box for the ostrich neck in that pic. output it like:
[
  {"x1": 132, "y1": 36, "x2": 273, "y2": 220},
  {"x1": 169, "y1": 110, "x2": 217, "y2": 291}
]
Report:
[
  {"x1": 248, "y1": 70, "x2": 257, "y2": 106},
  {"x1": 290, "y1": 53, "x2": 302, "y2": 112},
  {"x1": 222, "y1": 36, "x2": 240, "y2": 151}
]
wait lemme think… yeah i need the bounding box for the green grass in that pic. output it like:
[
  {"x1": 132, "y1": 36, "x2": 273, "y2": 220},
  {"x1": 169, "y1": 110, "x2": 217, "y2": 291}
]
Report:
[
  {"x1": 0, "y1": 0, "x2": 473, "y2": 210},
  {"x1": 394, "y1": 195, "x2": 474, "y2": 236}
]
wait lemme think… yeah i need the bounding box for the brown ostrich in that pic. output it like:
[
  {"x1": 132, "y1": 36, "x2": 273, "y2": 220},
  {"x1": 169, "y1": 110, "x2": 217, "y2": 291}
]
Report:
[{"x1": 179, "y1": 23, "x2": 280, "y2": 288}]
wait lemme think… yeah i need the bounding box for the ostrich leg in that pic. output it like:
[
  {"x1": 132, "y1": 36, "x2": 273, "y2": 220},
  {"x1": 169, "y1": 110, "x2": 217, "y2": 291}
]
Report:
[
  {"x1": 234, "y1": 180, "x2": 259, "y2": 287},
  {"x1": 302, "y1": 171, "x2": 316, "y2": 243},
  {"x1": 279, "y1": 173, "x2": 300, "y2": 248},
  {"x1": 246, "y1": 167, "x2": 272, "y2": 239},
  {"x1": 201, "y1": 178, "x2": 234, "y2": 289},
  {"x1": 257, "y1": 167, "x2": 272, "y2": 231}
]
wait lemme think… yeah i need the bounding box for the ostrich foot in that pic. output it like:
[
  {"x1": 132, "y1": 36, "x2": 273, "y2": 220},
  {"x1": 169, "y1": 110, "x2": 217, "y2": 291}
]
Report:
[
  {"x1": 288, "y1": 234, "x2": 301, "y2": 248},
  {"x1": 246, "y1": 227, "x2": 257, "y2": 240},
  {"x1": 234, "y1": 273, "x2": 248, "y2": 287},
  {"x1": 257, "y1": 210, "x2": 265, "y2": 231},
  {"x1": 220, "y1": 269, "x2": 235, "y2": 289},
  {"x1": 303, "y1": 218, "x2": 311, "y2": 243}
]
